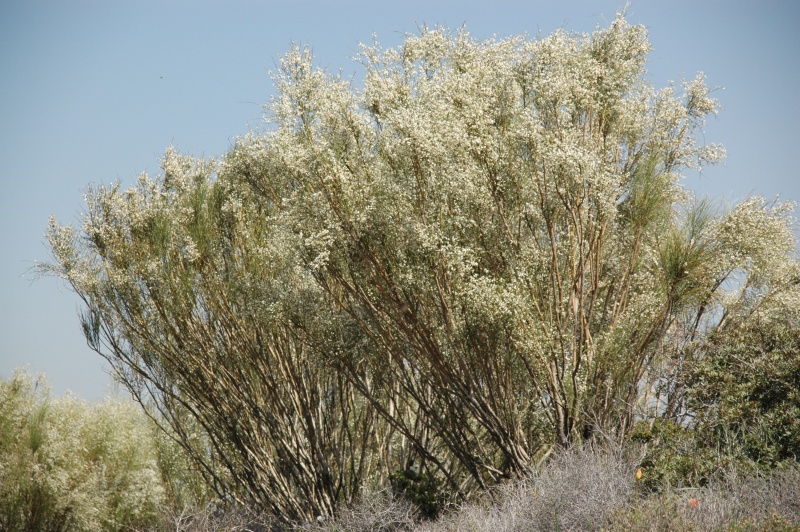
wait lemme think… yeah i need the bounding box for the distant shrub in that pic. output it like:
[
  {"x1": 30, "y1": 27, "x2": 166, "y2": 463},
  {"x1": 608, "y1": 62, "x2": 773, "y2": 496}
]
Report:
[
  {"x1": 149, "y1": 414, "x2": 218, "y2": 518},
  {"x1": 0, "y1": 369, "x2": 166, "y2": 531}
]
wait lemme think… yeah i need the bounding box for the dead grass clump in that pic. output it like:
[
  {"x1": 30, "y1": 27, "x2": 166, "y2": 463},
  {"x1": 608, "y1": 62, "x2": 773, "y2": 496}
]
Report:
[
  {"x1": 150, "y1": 503, "x2": 278, "y2": 532},
  {"x1": 419, "y1": 444, "x2": 637, "y2": 531},
  {"x1": 311, "y1": 489, "x2": 418, "y2": 532}
]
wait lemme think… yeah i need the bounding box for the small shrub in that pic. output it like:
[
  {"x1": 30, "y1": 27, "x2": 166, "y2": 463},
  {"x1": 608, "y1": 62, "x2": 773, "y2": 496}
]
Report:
[
  {"x1": 314, "y1": 489, "x2": 417, "y2": 532},
  {"x1": 151, "y1": 503, "x2": 277, "y2": 532},
  {"x1": 390, "y1": 468, "x2": 444, "y2": 519},
  {"x1": 628, "y1": 419, "x2": 755, "y2": 492},
  {"x1": 419, "y1": 444, "x2": 637, "y2": 531}
]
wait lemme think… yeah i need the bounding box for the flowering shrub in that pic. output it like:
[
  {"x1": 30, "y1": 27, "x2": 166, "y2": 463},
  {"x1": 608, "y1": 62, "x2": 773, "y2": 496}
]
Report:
[
  {"x1": 42, "y1": 11, "x2": 799, "y2": 523},
  {"x1": 0, "y1": 370, "x2": 165, "y2": 531}
]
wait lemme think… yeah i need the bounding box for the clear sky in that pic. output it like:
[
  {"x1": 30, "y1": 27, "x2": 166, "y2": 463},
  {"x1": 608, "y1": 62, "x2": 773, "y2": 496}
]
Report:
[{"x1": 2, "y1": 0, "x2": 798, "y2": 400}]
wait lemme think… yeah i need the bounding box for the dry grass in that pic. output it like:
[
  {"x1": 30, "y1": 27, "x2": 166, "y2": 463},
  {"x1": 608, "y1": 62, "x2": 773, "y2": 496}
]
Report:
[
  {"x1": 144, "y1": 447, "x2": 800, "y2": 531},
  {"x1": 312, "y1": 446, "x2": 799, "y2": 532},
  {"x1": 149, "y1": 503, "x2": 278, "y2": 532},
  {"x1": 307, "y1": 489, "x2": 418, "y2": 532},
  {"x1": 416, "y1": 445, "x2": 637, "y2": 532},
  {"x1": 607, "y1": 465, "x2": 800, "y2": 531}
]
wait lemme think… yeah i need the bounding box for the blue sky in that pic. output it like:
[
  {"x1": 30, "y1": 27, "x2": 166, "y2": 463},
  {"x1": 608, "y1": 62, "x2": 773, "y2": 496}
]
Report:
[{"x1": 2, "y1": 0, "x2": 798, "y2": 400}]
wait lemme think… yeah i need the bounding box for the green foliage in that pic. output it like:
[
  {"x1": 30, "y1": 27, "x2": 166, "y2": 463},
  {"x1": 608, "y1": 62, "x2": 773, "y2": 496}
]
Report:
[
  {"x1": 629, "y1": 300, "x2": 800, "y2": 493},
  {"x1": 628, "y1": 419, "x2": 752, "y2": 492},
  {"x1": 389, "y1": 467, "x2": 443, "y2": 519},
  {"x1": 685, "y1": 320, "x2": 800, "y2": 466},
  {"x1": 628, "y1": 315, "x2": 800, "y2": 490},
  {"x1": 0, "y1": 369, "x2": 166, "y2": 531}
]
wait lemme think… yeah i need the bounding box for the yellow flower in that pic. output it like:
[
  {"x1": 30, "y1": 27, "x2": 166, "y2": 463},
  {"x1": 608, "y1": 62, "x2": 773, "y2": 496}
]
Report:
[{"x1": 635, "y1": 468, "x2": 643, "y2": 480}]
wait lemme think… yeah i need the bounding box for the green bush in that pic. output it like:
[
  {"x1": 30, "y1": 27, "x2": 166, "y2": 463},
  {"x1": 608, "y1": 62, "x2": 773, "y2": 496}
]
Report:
[
  {"x1": 389, "y1": 467, "x2": 444, "y2": 520},
  {"x1": 685, "y1": 322, "x2": 800, "y2": 467},
  {"x1": 627, "y1": 418, "x2": 763, "y2": 494},
  {"x1": 0, "y1": 369, "x2": 166, "y2": 531}
]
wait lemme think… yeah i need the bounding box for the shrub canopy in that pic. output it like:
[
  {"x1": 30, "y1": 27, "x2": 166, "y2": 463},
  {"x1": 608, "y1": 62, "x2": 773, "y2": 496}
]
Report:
[{"x1": 45, "y1": 14, "x2": 800, "y2": 522}]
